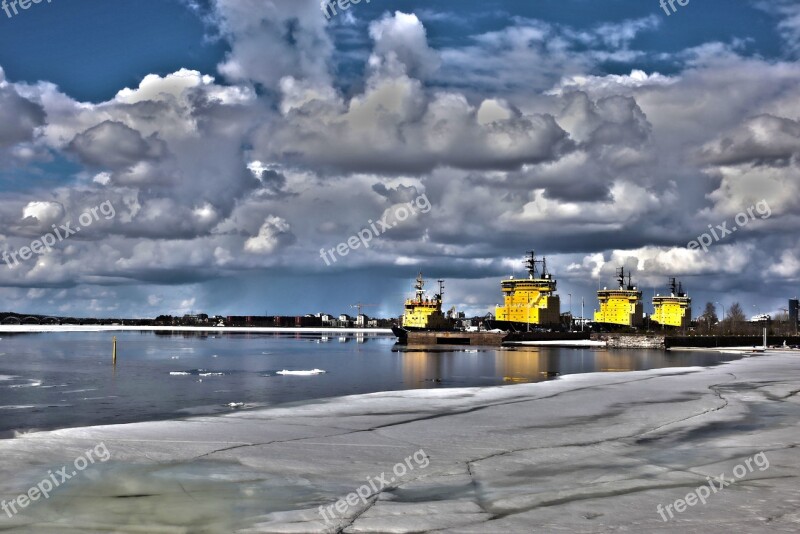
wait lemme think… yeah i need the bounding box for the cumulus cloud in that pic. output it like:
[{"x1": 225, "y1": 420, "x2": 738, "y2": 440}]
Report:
[
  {"x1": 22, "y1": 201, "x2": 64, "y2": 226},
  {"x1": 699, "y1": 114, "x2": 800, "y2": 166},
  {"x1": 244, "y1": 216, "x2": 294, "y2": 254},
  {"x1": 68, "y1": 121, "x2": 168, "y2": 169},
  {"x1": 211, "y1": 0, "x2": 334, "y2": 89},
  {"x1": 0, "y1": 86, "x2": 46, "y2": 147},
  {"x1": 256, "y1": 16, "x2": 574, "y2": 175},
  {"x1": 369, "y1": 12, "x2": 441, "y2": 79}
]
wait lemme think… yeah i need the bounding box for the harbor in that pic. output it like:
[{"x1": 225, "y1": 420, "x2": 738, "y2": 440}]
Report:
[{"x1": 390, "y1": 250, "x2": 800, "y2": 352}]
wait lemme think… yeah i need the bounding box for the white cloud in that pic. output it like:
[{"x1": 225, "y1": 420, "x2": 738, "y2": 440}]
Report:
[
  {"x1": 22, "y1": 201, "x2": 64, "y2": 225},
  {"x1": 244, "y1": 216, "x2": 294, "y2": 254}
]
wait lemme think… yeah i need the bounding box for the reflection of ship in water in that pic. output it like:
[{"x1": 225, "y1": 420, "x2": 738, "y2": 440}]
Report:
[
  {"x1": 400, "y1": 350, "x2": 446, "y2": 388},
  {"x1": 496, "y1": 348, "x2": 641, "y2": 382},
  {"x1": 496, "y1": 351, "x2": 550, "y2": 382},
  {"x1": 394, "y1": 346, "x2": 735, "y2": 387}
]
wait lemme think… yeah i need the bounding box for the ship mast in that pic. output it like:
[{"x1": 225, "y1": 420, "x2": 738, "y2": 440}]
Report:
[
  {"x1": 415, "y1": 272, "x2": 425, "y2": 301},
  {"x1": 525, "y1": 250, "x2": 551, "y2": 279},
  {"x1": 436, "y1": 279, "x2": 445, "y2": 303},
  {"x1": 525, "y1": 251, "x2": 538, "y2": 279}
]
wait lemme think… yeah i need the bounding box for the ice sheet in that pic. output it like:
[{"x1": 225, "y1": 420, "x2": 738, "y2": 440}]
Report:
[{"x1": 0, "y1": 353, "x2": 799, "y2": 532}]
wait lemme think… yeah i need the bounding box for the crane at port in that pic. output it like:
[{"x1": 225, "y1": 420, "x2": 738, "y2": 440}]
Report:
[{"x1": 350, "y1": 303, "x2": 378, "y2": 319}]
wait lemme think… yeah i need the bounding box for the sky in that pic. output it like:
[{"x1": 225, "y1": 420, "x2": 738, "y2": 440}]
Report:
[{"x1": 0, "y1": 0, "x2": 798, "y2": 320}]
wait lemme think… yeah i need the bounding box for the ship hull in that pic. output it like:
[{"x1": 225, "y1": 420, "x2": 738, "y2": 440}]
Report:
[
  {"x1": 484, "y1": 319, "x2": 562, "y2": 333},
  {"x1": 392, "y1": 324, "x2": 458, "y2": 343},
  {"x1": 391, "y1": 325, "x2": 408, "y2": 340}
]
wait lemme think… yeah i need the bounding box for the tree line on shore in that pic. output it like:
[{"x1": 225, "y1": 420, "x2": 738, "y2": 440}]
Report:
[{"x1": 695, "y1": 302, "x2": 798, "y2": 336}]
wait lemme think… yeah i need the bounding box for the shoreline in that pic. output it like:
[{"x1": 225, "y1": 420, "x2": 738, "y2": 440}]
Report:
[{"x1": 0, "y1": 324, "x2": 393, "y2": 334}]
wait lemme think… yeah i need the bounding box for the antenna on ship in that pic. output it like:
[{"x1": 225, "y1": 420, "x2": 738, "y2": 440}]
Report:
[
  {"x1": 525, "y1": 250, "x2": 538, "y2": 279},
  {"x1": 523, "y1": 249, "x2": 553, "y2": 280},
  {"x1": 415, "y1": 272, "x2": 425, "y2": 301},
  {"x1": 627, "y1": 272, "x2": 633, "y2": 290},
  {"x1": 437, "y1": 279, "x2": 445, "y2": 303},
  {"x1": 669, "y1": 277, "x2": 677, "y2": 296},
  {"x1": 617, "y1": 267, "x2": 626, "y2": 290}
]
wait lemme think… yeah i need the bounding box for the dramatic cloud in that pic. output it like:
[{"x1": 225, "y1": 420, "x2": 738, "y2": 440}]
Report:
[
  {"x1": 68, "y1": 121, "x2": 168, "y2": 169},
  {"x1": 0, "y1": 80, "x2": 46, "y2": 147},
  {"x1": 0, "y1": 1, "x2": 798, "y2": 317}
]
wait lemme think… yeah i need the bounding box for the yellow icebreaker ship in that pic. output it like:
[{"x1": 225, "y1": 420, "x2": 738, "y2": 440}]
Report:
[
  {"x1": 396, "y1": 273, "x2": 451, "y2": 331},
  {"x1": 594, "y1": 267, "x2": 644, "y2": 328},
  {"x1": 652, "y1": 278, "x2": 691, "y2": 329},
  {"x1": 488, "y1": 251, "x2": 561, "y2": 331}
]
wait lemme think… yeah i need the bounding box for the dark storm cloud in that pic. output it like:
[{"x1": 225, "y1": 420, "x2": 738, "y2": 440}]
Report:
[
  {"x1": 68, "y1": 121, "x2": 167, "y2": 169},
  {"x1": 698, "y1": 114, "x2": 800, "y2": 166},
  {"x1": 0, "y1": 85, "x2": 46, "y2": 147}
]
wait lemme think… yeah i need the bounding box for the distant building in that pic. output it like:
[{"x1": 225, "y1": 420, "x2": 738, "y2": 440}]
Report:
[
  {"x1": 749, "y1": 313, "x2": 771, "y2": 323},
  {"x1": 182, "y1": 313, "x2": 209, "y2": 325},
  {"x1": 574, "y1": 317, "x2": 590, "y2": 328}
]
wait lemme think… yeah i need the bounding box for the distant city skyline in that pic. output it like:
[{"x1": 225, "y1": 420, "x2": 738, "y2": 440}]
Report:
[{"x1": 0, "y1": 0, "x2": 798, "y2": 319}]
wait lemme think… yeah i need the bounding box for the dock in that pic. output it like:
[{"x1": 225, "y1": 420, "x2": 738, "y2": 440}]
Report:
[
  {"x1": 403, "y1": 331, "x2": 507, "y2": 346},
  {"x1": 400, "y1": 330, "x2": 592, "y2": 347}
]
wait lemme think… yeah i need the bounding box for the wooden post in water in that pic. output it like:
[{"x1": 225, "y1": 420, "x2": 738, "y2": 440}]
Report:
[{"x1": 112, "y1": 336, "x2": 117, "y2": 365}]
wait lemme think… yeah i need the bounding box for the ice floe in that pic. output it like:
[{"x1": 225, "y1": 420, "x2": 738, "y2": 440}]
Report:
[{"x1": 276, "y1": 369, "x2": 326, "y2": 376}]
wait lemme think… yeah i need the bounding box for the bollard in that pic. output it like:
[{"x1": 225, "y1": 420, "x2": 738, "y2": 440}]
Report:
[{"x1": 112, "y1": 336, "x2": 117, "y2": 365}]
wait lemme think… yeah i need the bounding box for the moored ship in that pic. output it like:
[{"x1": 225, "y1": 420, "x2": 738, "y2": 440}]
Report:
[
  {"x1": 594, "y1": 267, "x2": 644, "y2": 328},
  {"x1": 652, "y1": 278, "x2": 691, "y2": 329},
  {"x1": 485, "y1": 251, "x2": 562, "y2": 332},
  {"x1": 391, "y1": 273, "x2": 452, "y2": 340}
]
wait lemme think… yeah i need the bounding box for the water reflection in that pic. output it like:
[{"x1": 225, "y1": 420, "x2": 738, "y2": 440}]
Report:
[{"x1": 395, "y1": 345, "x2": 738, "y2": 387}]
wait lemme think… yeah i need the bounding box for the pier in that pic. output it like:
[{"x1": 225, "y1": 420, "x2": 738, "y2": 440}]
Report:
[{"x1": 401, "y1": 330, "x2": 592, "y2": 347}]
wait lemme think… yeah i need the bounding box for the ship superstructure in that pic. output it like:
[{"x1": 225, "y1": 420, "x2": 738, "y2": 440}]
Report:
[
  {"x1": 399, "y1": 273, "x2": 451, "y2": 331},
  {"x1": 594, "y1": 267, "x2": 644, "y2": 327},
  {"x1": 492, "y1": 251, "x2": 561, "y2": 331},
  {"x1": 652, "y1": 278, "x2": 691, "y2": 329}
]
